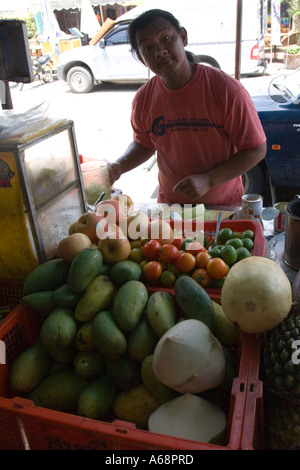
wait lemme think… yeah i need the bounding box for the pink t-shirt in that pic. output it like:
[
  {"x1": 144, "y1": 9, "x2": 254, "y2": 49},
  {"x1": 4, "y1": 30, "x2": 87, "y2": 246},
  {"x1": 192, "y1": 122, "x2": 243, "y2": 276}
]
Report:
[{"x1": 131, "y1": 64, "x2": 266, "y2": 206}]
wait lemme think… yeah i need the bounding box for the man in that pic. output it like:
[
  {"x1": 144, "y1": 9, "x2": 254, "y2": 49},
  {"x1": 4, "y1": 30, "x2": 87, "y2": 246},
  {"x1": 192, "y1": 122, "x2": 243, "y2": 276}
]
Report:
[{"x1": 109, "y1": 9, "x2": 266, "y2": 206}]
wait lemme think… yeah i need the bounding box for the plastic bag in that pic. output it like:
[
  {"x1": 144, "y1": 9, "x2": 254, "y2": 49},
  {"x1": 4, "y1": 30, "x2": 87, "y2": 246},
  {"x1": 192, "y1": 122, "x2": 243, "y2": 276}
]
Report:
[{"x1": 0, "y1": 101, "x2": 66, "y2": 143}]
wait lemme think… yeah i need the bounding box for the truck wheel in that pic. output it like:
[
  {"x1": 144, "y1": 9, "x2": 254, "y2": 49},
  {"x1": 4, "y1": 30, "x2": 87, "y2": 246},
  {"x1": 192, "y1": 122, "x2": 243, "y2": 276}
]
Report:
[
  {"x1": 67, "y1": 66, "x2": 94, "y2": 93},
  {"x1": 242, "y1": 165, "x2": 265, "y2": 195}
]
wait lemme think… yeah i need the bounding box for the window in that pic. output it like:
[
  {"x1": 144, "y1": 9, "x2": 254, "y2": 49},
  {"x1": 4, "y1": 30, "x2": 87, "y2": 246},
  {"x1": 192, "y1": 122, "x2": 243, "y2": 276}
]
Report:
[{"x1": 104, "y1": 24, "x2": 129, "y2": 46}]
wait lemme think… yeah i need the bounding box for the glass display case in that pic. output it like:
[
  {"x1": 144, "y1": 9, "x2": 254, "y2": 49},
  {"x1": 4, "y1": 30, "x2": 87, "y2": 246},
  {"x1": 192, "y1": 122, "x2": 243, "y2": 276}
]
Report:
[{"x1": 0, "y1": 119, "x2": 87, "y2": 280}]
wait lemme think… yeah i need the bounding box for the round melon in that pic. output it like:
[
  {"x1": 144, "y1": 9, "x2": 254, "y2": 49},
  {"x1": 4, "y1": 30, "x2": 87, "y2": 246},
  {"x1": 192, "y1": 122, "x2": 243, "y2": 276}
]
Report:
[{"x1": 221, "y1": 256, "x2": 292, "y2": 333}]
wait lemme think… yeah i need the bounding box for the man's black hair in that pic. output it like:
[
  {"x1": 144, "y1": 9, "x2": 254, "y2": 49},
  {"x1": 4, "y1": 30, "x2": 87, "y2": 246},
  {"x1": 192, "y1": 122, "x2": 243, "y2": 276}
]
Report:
[{"x1": 128, "y1": 9, "x2": 181, "y2": 55}]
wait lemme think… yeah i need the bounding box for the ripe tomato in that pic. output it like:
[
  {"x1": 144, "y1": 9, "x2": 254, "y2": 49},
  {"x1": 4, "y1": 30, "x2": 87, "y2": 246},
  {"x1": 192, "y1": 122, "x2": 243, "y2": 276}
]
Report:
[
  {"x1": 142, "y1": 261, "x2": 162, "y2": 281},
  {"x1": 175, "y1": 252, "x2": 196, "y2": 273},
  {"x1": 185, "y1": 240, "x2": 206, "y2": 256},
  {"x1": 142, "y1": 239, "x2": 161, "y2": 260},
  {"x1": 195, "y1": 251, "x2": 212, "y2": 269},
  {"x1": 191, "y1": 268, "x2": 212, "y2": 287},
  {"x1": 160, "y1": 243, "x2": 180, "y2": 264},
  {"x1": 206, "y1": 257, "x2": 228, "y2": 280}
]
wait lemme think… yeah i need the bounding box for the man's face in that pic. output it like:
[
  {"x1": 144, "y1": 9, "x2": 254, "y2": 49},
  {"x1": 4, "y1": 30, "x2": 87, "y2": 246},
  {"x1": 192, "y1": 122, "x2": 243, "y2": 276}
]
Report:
[{"x1": 135, "y1": 17, "x2": 188, "y2": 84}]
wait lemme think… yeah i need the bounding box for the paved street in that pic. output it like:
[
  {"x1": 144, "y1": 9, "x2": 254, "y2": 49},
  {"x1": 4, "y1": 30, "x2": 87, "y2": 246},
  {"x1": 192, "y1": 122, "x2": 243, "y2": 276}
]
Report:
[{"x1": 7, "y1": 61, "x2": 292, "y2": 204}]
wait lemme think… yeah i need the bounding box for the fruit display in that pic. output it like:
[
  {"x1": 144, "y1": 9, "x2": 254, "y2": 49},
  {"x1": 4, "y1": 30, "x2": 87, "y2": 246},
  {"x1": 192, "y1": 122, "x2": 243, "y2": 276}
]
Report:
[
  {"x1": 10, "y1": 215, "x2": 242, "y2": 443},
  {"x1": 3, "y1": 192, "x2": 297, "y2": 449},
  {"x1": 54, "y1": 195, "x2": 260, "y2": 292}
]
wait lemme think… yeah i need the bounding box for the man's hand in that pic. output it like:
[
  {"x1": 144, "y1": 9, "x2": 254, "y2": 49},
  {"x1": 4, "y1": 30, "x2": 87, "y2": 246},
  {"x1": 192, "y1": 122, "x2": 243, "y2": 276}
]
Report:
[
  {"x1": 109, "y1": 162, "x2": 122, "y2": 186},
  {"x1": 173, "y1": 173, "x2": 211, "y2": 201}
]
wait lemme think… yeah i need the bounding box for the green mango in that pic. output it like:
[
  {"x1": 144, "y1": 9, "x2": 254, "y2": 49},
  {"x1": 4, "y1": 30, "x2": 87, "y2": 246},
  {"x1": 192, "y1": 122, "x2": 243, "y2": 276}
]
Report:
[
  {"x1": 113, "y1": 384, "x2": 159, "y2": 429},
  {"x1": 74, "y1": 275, "x2": 116, "y2": 322},
  {"x1": 141, "y1": 355, "x2": 176, "y2": 405},
  {"x1": 78, "y1": 374, "x2": 116, "y2": 420},
  {"x1": 92, "y1": 310, "x2": 127, "y2": 360},
  {"x1": 10, "y1": 339, "x2": 52, "y2": 394},
  {"x1": 110, "y1": 260, "x2": 142, "y2": 285},
  {"x1": 73, "y1": 351, "x2": 104, "y2": 380},
  {"x1": 23, "y1": 259, "x2": 70, "y2": 295},
  {"x1": 112, "y1": 280, "x2": 148, "y2": 332},
  {"x1": 40, "y1": 307, "x2": 77, "y2": 351},
  {"x1": 75, "y1": 320, "x2": 95, "y2": 352},
  {"x1": 127, "y1": 316, "x2": 158, "y2": 362},
  {"x1": 68, "y1": 247, "x2": 103, "y2": 294},
  {"x1": 53, "y1": 283, "x2": 80, "y2": 309},
  {"x1": 174, "y1": 276, "x2": 215, "y2": 330},
  {"x1": 22, "y1": 291, "x2": 55, "y2": 318},
  {"x1": 105, "y1": 353, "x2": 141, "y2": 391},
  {"x1": 47, "y1": 344, "x2": 76, "y2": 365},
  {"x1": 29, "y1": 370, "x2": 87, "y2": 412},
  {"x1": 146, "y1": 290, "x2": 176, "y2": 338}
]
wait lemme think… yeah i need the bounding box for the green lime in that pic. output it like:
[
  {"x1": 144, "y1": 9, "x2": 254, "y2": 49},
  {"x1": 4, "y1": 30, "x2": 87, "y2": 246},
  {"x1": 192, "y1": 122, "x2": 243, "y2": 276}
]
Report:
[
  {"x1": 236, "y1": 247, "x2": 252, "y2": 261},
  {"x1": 217, "y1": 227, "x2": 234, "y2": 244},
  {"x1": 220, "y1": 244, "x2": 237, "y2": 265},
  {"x1": 215, "y1": 244, "x2": 225, "y2": 250},
  {"x1": 160, "y1": 270, "x2": 176, "y2": 286},
  {"x1": 225, "y1": 238, "x2": 244, "y2": 249},
  {"x1": 209, "y1": 247, "x2": 222, "y2": 258},
  {"x1": 241, "y1": 230, "x2": 255, "y2": 241},
  {"x1": 242, "y1": 238, "x2": 254, "y2": 251}
]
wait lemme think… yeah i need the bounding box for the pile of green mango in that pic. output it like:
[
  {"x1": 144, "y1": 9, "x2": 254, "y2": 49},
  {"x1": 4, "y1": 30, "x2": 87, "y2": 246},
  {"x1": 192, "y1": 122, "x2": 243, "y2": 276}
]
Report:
[{"x1": 10, "y1": 248, "x2": 236, "y2": 429}]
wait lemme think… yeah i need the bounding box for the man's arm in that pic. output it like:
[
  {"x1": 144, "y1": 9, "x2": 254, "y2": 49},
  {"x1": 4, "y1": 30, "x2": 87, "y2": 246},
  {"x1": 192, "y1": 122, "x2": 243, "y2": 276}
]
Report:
[
  {"x1": 173, "y1": 142, "x2": 267, "y2": 201},
  {"x1": 109, "y1": 141, "x2": 155, "y2": 186}
]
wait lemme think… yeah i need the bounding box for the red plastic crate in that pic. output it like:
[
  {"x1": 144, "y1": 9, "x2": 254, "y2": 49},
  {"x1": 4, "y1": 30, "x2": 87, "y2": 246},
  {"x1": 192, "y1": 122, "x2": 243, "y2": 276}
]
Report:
[
  {"x1": 240, "y1": 334, "x2": 265, "y2": 450},
  {"x1": 164, "y1": 219, "x2": 265, "y2": 296},
  {"x1": 241, "y1": 329, "x2": 300, "y2": 451},
  {"x1": 0, "y1": 294, "x2": 255, "y2": 451},
  {"x1": 0, "y1": 278, "x2": 24, "y2": 314}
]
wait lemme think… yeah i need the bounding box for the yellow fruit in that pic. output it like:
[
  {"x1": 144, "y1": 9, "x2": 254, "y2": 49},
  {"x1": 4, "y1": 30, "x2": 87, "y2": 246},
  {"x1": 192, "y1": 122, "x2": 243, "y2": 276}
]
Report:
[
  {"x1": 211, "y1": 301, "x2": 240, "y2": 347},
  {"x1": 113, "y1": 384, "x2": 159, "y2": 429}
]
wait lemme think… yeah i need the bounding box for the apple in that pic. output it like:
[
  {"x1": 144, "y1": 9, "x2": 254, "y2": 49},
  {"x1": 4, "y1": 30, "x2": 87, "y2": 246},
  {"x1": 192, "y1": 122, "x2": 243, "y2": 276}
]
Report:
[
  {"x1": 68, "y1": 221, "x2": 78, "y2": 235},
  {"x1": 122, "y1": 211, "x2": 150, "y2": 241},
  {"x1": 58, "y1": 233, "x2": 92, "y2": 262},
  {"x1": 96, "y1": 221, "x2": 126, "y2": 241},
  {"x1": 149, "y1": 219, "x2": 174, "y2": 245},
  {"x1": 111, "y1": 193, "x2": 134, "y2": 216},
  {"x1": 97, "y1": 237, "x2": 131, "y2": 264},
  {"x1": 95, "y1": 199, "x2": 126, "y2": 225},
  {"x1": 76, "y1": 212, "x2": 106, "y2": 244}
]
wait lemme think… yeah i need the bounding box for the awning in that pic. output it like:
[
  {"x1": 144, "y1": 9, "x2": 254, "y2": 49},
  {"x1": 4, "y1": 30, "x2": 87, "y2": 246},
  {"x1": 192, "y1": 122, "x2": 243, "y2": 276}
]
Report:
[{"x1": 0, "y1": 0, "x2": 138, "y2": 15}]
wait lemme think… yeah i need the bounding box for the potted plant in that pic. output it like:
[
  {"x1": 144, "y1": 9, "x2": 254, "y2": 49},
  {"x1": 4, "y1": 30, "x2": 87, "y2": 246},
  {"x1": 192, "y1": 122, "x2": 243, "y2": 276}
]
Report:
[{"x1": 284, "y1": 44, "x2": 300, "y2": 68}]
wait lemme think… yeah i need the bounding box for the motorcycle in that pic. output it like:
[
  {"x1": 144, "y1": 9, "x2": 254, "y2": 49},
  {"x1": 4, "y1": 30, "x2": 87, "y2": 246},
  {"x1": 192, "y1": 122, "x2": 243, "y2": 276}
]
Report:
[
  {"x1": 20, "y1": 52, "x2": 54, "y2": 90},
  {"x1": 32, "y1": 52, "x2": 54, "y2": 84}
]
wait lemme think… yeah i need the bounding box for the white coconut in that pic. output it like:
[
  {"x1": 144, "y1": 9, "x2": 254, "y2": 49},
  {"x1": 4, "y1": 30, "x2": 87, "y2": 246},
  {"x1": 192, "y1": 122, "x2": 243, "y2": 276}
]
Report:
[{"x1": 152, "y1": 319, "x2": 226, "y2": 394}]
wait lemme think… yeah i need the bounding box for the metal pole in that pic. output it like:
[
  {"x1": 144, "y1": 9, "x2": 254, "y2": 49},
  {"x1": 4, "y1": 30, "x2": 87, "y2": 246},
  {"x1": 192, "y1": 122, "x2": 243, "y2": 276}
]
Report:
[
  {"x1": 1, "y1": 81, "x2": 13, "y2": 110},
  {"x1": 235, "y1": 0, "x2": 243, "y2": 80}
]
